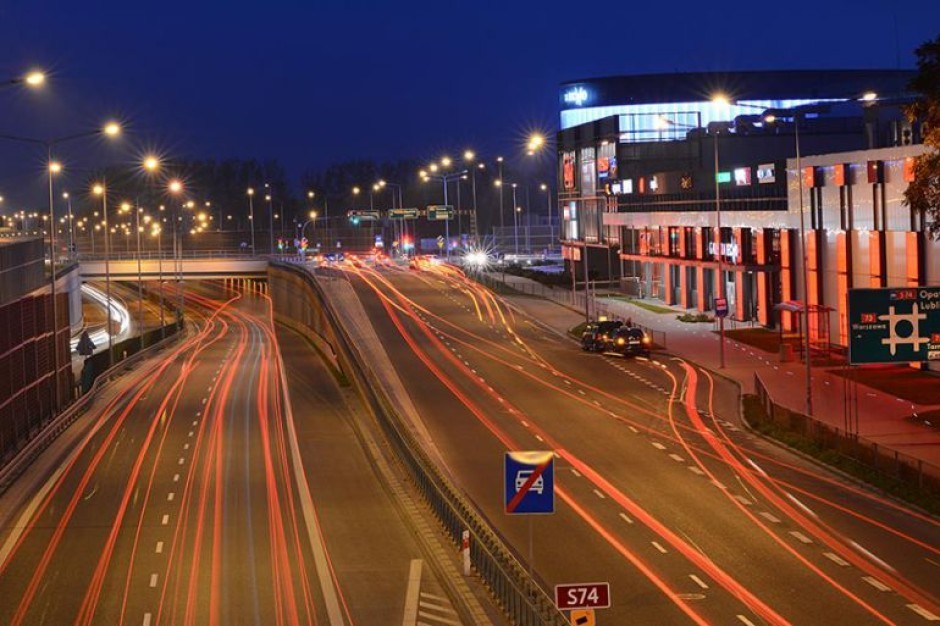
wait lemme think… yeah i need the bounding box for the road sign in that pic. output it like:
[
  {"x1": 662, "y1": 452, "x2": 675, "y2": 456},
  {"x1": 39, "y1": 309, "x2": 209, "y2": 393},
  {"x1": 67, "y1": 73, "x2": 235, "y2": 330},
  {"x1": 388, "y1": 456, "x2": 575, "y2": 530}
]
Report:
[
  {"x1": 436, "y1": 235, "x2": 444, "y2": 250},
  {"x1": 389, "y1": 207, "x2": 419, "y2": 220},
  {"x1": 554, "y1": 583, "x2": 610, "y2": 611},
  {"x1": 714, "y1": 297, "x2": 728, "y2": 318},
  {"x1": 347, "y1": 209, "x2": 380, "y2": 223},
  {"x1": 848, "y1": 286, "x2": 940, "y2": 364},
  {"x1": 427, "y1": 205, "x2": 454, "y2": 220},
  {"x1": 504, "y1": 451, "x2": 554, "y2": 514},
  {"x1": 570, "y1": 609, "x2": 595, "y2": 626}
]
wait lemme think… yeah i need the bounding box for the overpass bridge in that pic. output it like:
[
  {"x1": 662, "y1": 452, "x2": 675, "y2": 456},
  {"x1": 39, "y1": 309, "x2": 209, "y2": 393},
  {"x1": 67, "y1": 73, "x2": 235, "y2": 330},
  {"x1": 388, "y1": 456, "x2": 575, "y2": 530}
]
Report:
[{"x1": 77, "y1": 252, "x2": 271, "y2": 280}]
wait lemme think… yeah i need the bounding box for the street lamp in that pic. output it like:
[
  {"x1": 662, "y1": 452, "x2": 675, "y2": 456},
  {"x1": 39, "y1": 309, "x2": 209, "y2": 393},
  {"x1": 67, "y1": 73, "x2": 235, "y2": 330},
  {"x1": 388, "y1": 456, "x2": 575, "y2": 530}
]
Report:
[
  {"x1": 511, "y1": 183, "x2": 520, "y2": 255},
  {"x1": 92, "y1": 182, "x2": 115, "y2": 368},
  {"x1": 247, "y1": 187, "x2": 256, "y2": 255},
  {"x1": 2, "y1": 69, "x2": 45, "y2": 90},
  {"x1": 264, "y1": 183, "x2": 274, "y2": 254},
  {"x1": 168, "y1": 179, "x2": 185, "y2": 320}
]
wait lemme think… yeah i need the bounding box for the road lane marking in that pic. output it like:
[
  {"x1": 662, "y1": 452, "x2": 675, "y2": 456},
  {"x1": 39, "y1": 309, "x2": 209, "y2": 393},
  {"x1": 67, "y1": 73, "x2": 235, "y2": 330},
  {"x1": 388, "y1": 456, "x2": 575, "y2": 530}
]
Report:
[
  {"x1": 577, "y1": 389, "x2": 586, "y2": 395},
  {"x1": 823, "y1": 552, "x2": 850, "y2": 567},
  {"x1": 668, "y1": 454, "x2": 684, "y2": 463},
  {"x1": 736, "y1": 616, "x2": 757, "y2": 626},
  {"x1": 689, "y1": 574, "x2": 709, "y2": 589},
  {"x1": 789, "y1": 531, "x2": 813, "y2": 544},
  {"x1": 862, "y1": 576, "x2": 891, "y2": 592},
  {"x1": 143, "y1": 613, "x2": 152, "y2": 626},
  {"x1": 534, "y1": 435, "x2": 544, "y2": 442},
  {"x1": 628, "y1": 425, "x2": 638, "y2": 433},
  {"x1": 593, "y1": 489, "x2": 606, "y2": 500},
  {"x1": 759, "y1": 512, "x2": 781, "y2": 523},
  {"x1": 149, "y1": 573, "x2": 158, "y2": 587},
  {"x1": 192, "y1": 420, "x2": 198, "y2": 426},
  {"x1": 712, "y1": 480, "x2": 727, "y2": 490},
  {"x1": 733, "y1": 495, "x2": 753, "y2": 506},
  {"x1": 183, "y1": 443, "x2": 189, "y2": 450},
  {"x1": 688, "y1": 466, "x2": 705, "y2": 476},
  {"x1": 173, "y1": 474, "x2": 179, "y2": 482},
  {"x1": 907, "y1": 604, "x2": 940, "y2": 621},
  {"x1": 167, "y1": 492, "x2": 175, "y2": 501},
  {"x1": 619, "y1": 512, "x2": 633, "y2": 524},
  {"x1": 161, "y1": 515, "x2": 169, "y2": 525},
  {"x1": 651, "y1": 541, "x2": 668, "y2": 554},
  {"x1": 155, "y1": 541, "x2": 164, "y2": 554},
  {"x1": 402, "y1": 559, "x2": 422, "y2": 626},
  {"x1": 570, "y1": 468, "x2": 581, "y2": 477},
  {"x1": 188, "y1": 431, "x2": 193, "y2": 437},
  {"x1": 178, "y1": 457, "x2": 185, "y2": 465},
  {"x1": 201, "y1": 398, "x2": 207, "y2": 404},
  {"x1": 651, "y1": 442, "x2": 666, "y2": 450}
]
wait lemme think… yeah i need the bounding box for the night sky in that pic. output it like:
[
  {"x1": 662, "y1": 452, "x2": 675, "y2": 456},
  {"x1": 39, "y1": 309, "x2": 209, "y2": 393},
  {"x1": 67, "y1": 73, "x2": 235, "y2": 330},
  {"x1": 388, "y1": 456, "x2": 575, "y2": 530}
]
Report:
[{"x1": 2, "y1": 0, "x2": 940, "y2": 209}]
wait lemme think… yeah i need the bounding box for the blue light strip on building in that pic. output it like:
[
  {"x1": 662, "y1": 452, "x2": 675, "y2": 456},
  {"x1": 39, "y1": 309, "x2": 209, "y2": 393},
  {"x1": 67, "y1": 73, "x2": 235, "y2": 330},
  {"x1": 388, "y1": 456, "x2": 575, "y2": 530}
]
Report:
[{"x1": 561, "y1": 99, "x2": 840, "y2": 133}]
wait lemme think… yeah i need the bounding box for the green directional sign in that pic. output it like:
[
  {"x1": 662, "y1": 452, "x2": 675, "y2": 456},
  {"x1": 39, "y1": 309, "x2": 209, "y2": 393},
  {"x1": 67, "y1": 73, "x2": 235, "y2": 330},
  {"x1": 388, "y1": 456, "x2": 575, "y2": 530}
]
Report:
[
  {"x1": 427, "y1": 205, "x2": 454, "y2": 220},
  {"x1": 848, "y1": 286, "x2": 940, "y2": 364},
  {"x1": 388, "y1": 207, "x2": 419, "y2": 220}
]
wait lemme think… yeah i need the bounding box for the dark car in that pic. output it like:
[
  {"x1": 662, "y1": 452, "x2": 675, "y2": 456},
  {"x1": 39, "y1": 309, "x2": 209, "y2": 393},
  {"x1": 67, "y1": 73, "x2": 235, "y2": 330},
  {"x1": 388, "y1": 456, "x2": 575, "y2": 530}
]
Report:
[
  {"x1": 580, "y1": 320, "x2": 622, "y2": 352},
  {"x1": 605, "y1": 326, "x2": 652, "y2": 358}
]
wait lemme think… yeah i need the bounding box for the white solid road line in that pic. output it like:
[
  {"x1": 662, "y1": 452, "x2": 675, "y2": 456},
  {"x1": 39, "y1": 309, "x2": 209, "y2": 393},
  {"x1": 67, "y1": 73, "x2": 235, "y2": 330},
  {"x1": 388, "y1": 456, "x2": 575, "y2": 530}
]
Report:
[
  {"x1": 402, "y1": 559, "x2": 422, "y2": 626},
  {"x1": 275, "y1": 338, "x2": 346, "y2": 625}
]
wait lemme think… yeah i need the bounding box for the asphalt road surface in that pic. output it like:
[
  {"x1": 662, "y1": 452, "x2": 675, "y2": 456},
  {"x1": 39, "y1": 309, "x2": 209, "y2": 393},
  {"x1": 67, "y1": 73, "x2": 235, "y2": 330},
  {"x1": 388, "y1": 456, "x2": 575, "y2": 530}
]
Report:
[
  {"x1": 328, "y1": 257, "x2": 940, "y2": 625},
  {"x1": 0, "y1": 280, "x2": 469, "y2": 626}
]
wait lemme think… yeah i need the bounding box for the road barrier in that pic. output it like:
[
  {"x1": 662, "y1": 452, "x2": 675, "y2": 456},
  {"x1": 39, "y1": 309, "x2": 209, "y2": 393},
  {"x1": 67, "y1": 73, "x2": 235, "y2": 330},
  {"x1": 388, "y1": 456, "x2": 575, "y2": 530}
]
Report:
[
  {"x1": 271, "y1": 261, "x2": 569, "y2": 626},
  {"x1": 753, "y1": 373, "x2": 940, "y2": 500},
  {"x1": 0, "y1": 320, "x2": 183, "y2": 495}
]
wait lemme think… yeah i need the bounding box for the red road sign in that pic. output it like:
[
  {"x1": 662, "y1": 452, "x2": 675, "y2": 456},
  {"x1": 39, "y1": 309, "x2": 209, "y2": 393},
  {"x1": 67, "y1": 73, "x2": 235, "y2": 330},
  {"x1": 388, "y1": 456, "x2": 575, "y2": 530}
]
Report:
[{"x1": 554, "y1": 583, "x2": 610, "y2": 611}]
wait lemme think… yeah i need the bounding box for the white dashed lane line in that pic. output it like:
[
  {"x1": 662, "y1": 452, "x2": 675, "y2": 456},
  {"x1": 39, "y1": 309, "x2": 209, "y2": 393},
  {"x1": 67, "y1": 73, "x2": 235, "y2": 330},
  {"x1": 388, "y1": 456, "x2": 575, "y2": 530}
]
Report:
[
  {"x1": 149, "y1": 573, "x2": 158, "y2": 588},
  {"x1": 161, "y1": 514, "x2": 169, "y2": 526},
  {"x1": 619, "y1": 512, "x2": 633, "y2": 524},
  {"x1": 668, "y1": 454, "x2": 684, "y2": 463},
  {"x1": 823, "y1": 552, "x2": 850, "y2": 567},
  {"x1": 593, "y1": 489, "x2": 606, "y2": 500},
  {"x1": 167, "y1": 492, "x2": 175, "y2": 502},
  {"x1": 759, "y1": 511, "x2": 781, "y2": 523},
  {"x1": 689, "y1": 574, "x2": 709, "y2": 590},
  {"x1": 155, "y1": 541, "x2": 164, "y2": 554},
  {"x1": 789, "y1": 531, "x2": 813, "y2": 544},
  {"x1": 687, "y1": 466, "x2": 705, "y2": 476},
  {"x1": 862, "y1": 576, "x2": 891, "y2": 592},
  {"x1": 570, "y1": 468, "x2": 582, "y2": 477},
  {"x1": 651, "y1": 541, "x2": 668, "y2": 554},
  {"x1": 651, "y1": 442, "x2": 666, "y2": 451},
  {"x1": 907, "y1": 604, "x2": 940, "y2": 621}
]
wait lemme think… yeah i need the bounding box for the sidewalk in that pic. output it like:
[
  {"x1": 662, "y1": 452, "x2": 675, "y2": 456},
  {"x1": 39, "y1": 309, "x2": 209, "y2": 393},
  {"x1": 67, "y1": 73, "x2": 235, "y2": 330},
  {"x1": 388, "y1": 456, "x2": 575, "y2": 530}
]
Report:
[{"x1": 487, "y1": 272, "x2": 940, "y2": 473}]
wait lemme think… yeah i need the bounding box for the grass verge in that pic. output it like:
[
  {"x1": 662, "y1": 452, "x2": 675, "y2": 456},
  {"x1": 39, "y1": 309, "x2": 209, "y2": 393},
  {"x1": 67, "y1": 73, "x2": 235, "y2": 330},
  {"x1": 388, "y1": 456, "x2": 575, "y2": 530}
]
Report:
[{"x1": 742, "y1": 394, "x2": 940, "y2": 515}]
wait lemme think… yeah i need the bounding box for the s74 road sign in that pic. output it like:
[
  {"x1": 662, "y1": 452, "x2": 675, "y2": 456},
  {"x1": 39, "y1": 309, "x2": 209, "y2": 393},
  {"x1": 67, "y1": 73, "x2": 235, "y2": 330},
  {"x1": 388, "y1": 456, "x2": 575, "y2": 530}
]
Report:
[{"x1": 554, "y1": 582, "x2": 610, "y2": 610}]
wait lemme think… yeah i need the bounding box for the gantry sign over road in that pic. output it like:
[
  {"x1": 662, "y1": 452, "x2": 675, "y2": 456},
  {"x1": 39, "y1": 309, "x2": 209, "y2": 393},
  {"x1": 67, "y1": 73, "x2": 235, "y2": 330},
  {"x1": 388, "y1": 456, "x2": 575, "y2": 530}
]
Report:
[{"x1": 848, "y1": 287, "x2": 940, "y2": 364}]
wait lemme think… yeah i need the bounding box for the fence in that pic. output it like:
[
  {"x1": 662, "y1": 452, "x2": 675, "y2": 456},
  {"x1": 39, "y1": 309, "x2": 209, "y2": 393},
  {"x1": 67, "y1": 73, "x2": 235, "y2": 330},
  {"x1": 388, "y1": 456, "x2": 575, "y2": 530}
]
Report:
[
  {"x1": 753, "y1": 373, "x2": 940, "y2": 499},
  {"x1": 273, "y1": 262, "x2": 568, "y2": 626}
]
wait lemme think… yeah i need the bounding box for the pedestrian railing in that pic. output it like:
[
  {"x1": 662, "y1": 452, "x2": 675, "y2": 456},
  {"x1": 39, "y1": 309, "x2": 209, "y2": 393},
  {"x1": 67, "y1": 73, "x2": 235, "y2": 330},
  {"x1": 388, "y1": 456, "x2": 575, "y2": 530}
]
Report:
[
  {"x1": 273, "y1": 262, "x2": 568, "y2": 626},
  {"x1": 753, "y1": 373, "x2": 940, "y2": 499}
]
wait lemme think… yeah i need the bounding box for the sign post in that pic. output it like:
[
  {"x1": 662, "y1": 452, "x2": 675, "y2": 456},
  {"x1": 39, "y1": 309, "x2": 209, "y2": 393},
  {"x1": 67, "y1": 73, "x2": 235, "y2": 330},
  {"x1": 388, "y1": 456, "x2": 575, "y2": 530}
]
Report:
[
  {"x1": 848, "y1": 287, "x2": 940, "y2": 364},
  {"x1": 554, "y1": 583, "x2": 610, "y2": 610},
  {"x1": 505, "y1": 451, "x2": 554, "y2": 578}
]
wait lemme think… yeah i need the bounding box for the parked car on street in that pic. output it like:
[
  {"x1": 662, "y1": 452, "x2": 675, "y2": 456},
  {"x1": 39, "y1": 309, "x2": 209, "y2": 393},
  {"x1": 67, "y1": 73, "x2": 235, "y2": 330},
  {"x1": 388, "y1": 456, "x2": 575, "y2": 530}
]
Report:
[
  {"x1": 580, "y1": 319, "x2": 622, "y2": 352},
  {"x1": 605, "y1": 326, "x2": 652, "y2": 358}
]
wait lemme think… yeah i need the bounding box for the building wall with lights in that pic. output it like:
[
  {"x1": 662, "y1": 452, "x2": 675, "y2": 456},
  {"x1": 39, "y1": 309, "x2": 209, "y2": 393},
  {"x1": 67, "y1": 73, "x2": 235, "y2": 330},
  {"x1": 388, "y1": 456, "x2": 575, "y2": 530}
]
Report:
[{"x1": 557, "y1": 69, "x2": 931, "y2": 350}]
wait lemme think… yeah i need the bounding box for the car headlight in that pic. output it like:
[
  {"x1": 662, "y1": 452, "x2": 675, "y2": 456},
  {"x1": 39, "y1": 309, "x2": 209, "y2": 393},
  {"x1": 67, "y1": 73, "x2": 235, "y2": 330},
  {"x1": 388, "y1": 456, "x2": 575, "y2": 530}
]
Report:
[
  {"x1": 617, "y1": 337, "x2": 625, "y2": 345},
  {"x1": 642, "y1": 337, "x2": 651, "y2": 344}
]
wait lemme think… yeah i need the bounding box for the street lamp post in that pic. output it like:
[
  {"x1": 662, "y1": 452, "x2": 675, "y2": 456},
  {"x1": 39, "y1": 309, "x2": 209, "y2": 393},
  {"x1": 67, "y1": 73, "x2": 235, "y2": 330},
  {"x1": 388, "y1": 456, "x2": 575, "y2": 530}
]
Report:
[
  {"x1": 93, "y1": 183, "x2": 114, "y2": 367},
  {"x1": 247, "y1": 188, "x2": 256, "y2": 255},
  {"x1": 511, "y1": 183, "x2": 520, "y2": 255},
  {"x1": 540, "y1": 183, "x2": 553, "y2": 253},
  {"x1": 62, "y1": 192, "x2": 74, "y2": 259},
  {"x1": 264, "y1": 183, "x2": 274, "y2": 254}
]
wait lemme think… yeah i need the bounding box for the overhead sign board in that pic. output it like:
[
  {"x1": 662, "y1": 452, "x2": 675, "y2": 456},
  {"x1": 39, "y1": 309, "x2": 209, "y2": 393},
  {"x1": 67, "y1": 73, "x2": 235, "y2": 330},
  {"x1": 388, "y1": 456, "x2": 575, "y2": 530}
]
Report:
[
  {"x1": 554, "y1": 582, "x2": 610, "y2": 611},
  {"x1": 848, "y1": 287, "x2": 940, "y2": 364},
  {"x1": 504, "y1": 451, "x2": 554, "y2": 515},
  {"x1": 427, "y1": 205, "x2": 454, "y2": 221},
  {"x1": 389, "y1": 207, "x2": 419, "y2": 220}
]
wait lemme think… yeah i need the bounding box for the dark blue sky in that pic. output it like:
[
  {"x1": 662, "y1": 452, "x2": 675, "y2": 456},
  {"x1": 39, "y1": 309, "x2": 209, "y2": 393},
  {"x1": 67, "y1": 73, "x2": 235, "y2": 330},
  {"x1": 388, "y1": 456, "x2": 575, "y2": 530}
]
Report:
[{"x1": 2, "y1": 0, "x2": 939, "y2": 208}]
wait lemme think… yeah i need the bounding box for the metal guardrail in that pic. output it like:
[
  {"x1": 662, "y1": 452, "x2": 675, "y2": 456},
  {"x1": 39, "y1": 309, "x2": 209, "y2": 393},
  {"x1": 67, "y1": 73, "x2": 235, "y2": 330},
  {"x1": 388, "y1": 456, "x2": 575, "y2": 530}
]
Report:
[
  {"x1": 753, "y1": 373, "x2": 940, "y2": 498},
  {"x1": 273, "y1": 261, "x2": 568, "y2": 626},
  {"x1": 0, "y1": 322, "x2": 183, "y2": 495}
]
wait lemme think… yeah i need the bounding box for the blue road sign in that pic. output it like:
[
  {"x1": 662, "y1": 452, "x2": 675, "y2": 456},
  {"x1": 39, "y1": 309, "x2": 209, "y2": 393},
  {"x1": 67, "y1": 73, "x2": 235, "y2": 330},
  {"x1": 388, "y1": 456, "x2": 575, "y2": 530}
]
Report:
[
  {"x1": 848, "y1": 286, "x2": 940, "y2": 364},
  {"x1": 504, "y1": 451, "x2": 555, "y2": 515}
]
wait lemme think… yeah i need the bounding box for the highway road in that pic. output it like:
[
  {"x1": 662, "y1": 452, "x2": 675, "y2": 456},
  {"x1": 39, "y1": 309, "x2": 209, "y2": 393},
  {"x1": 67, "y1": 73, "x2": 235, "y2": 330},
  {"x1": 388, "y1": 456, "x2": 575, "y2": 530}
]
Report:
[
  {"x1": 0, "y1": 280, "x2": 472, "y2": 626},
  {"x1": 329, "y1": 257, "x2": 940, "y2": 625}
]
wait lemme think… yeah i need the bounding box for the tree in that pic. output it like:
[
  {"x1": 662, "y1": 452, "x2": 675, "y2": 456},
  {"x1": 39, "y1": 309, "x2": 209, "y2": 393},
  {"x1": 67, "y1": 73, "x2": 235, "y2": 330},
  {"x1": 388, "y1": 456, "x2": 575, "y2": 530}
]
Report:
[{"x1": 904, "y1": 34, "x2": 940, "y2": 238}]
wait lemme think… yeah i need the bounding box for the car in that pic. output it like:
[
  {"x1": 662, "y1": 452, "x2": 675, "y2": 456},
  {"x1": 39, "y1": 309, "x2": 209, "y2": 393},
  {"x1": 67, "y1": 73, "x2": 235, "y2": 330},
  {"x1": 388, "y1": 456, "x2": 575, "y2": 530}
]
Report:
[
  {"x1": 605, "y1": 326, "x2": 652, "y2": 358},
  {"x1": 514, "y1": 470, "x2": 544, "y2": 495},
  {"x1": 580, "y1": 319, "x2": 622, "y2": 352}
]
